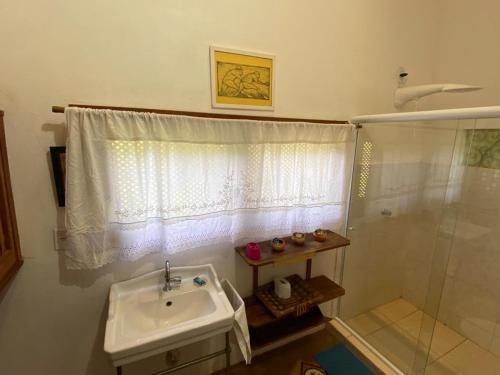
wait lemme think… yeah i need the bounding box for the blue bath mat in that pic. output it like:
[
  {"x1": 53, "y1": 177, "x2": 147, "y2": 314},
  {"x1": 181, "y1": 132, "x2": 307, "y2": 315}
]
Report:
[{"x1": 314, "y1": 344, "x2": 374, "y2": 374}]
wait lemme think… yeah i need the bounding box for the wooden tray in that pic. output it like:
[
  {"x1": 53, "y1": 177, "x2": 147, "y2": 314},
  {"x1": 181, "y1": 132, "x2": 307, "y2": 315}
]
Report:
[
  {"x1": 255, "y1": 274, "x2": 324, "y2": 319},
  {"x1": 245, "y1": 275, "x2": 345, "y2": 328}
]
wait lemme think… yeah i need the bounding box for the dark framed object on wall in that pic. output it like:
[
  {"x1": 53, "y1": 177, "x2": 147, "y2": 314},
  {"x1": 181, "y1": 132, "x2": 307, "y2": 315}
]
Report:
[
  {"x1": 50, "y1": 146, "x2": 66, "y2": 207},
  {"x1": 0, "y1": 110, "x2": 23, "y2": 291}
]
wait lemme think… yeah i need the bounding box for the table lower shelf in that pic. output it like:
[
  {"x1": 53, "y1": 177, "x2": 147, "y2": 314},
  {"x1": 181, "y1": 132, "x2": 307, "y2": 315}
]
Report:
[
  {"x1": 244, "y1": 275, "x2": 345, "y2": 328},
  {"x1": 249, "y1": 305, "x2": 330, "y2": 351}
]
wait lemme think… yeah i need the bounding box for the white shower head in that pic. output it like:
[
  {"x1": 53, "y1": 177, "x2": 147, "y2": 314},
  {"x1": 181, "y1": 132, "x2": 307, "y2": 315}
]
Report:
[{"x1": 394, "y1": 84, "x2": 482, "y2": 108}]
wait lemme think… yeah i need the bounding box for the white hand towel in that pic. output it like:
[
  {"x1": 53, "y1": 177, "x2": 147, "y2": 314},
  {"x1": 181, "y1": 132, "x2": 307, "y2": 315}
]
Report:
[{"x1": 221, "y1": 279, "x2": 252, "y2": 364}]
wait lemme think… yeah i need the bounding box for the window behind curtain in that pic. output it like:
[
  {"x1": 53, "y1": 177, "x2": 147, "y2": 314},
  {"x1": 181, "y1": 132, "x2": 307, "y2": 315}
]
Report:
[{"x1": 64, "y1": 108, "x2": 355, "y2": 269}]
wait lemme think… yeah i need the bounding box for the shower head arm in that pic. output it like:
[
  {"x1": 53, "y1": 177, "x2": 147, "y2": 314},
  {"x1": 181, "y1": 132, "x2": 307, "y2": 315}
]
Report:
[{"x1": 394, "y1": 84, "x2": 481, "y2": 108}]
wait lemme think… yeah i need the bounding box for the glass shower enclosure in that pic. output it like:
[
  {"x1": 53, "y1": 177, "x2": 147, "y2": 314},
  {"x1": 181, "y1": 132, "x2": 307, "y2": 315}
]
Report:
[{"x1": 338, "y1": 107, "x2": 500, "y2": 374}]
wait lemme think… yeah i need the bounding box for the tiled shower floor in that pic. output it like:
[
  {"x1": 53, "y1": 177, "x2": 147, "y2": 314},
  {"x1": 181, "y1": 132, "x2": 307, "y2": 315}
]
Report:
[{"x1": 346, "y1": 298, "x2": 500, "y2": 374}]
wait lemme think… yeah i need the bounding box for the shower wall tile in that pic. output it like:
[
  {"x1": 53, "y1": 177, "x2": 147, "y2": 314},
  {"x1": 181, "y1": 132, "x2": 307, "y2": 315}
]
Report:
[
  {"x1": 340, "y1": 216, "x2": 404, "y2": 318},
  {"x1": 401, "y1": 211, "x2": 443, "y2": 312},
  {"x1": 465, "y1": 129, "x2": 500, "y2": 169},
  {"x1": 437, "y1": 166, "x2": 500, "y2": 355},
  {"x1": 422, "y1": 236, "x2": 455, "y2": 318},
  {"x1": 443, "y1": 280, "x2": 499, "y2": 331},
  {"x1": 462, "y1": 168, "x2": 500, "y2": 210},
  {"x1": 488, "y1": 336, "x2": 500, "y2": 358},
  {"x1": 437, "y1": 277, "x2": 455, "y2": 323},
  {"x1": 458, "y1": 319, "x2": 494, "y2": 349},
  {"x1": 488, "y1": 325, "x2": 500, "y2": 357}
]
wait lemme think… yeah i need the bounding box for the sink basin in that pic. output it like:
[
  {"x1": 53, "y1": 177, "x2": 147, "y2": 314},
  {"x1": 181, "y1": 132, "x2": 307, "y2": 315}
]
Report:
[{"x1": 104, "y1": 264, "x2": 234, "y2": 366}]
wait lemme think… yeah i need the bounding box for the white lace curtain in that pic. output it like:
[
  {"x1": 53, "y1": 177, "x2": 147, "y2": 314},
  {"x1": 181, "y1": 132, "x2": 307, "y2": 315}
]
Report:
[{"x1": 64, "y1": 108, "x2": 356, "y2": 269}]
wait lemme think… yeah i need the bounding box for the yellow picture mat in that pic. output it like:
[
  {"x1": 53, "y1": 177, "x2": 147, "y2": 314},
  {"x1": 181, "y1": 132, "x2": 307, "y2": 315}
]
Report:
[{"x1": 212, "y1": 48, "x2": 274, "y2": 108}]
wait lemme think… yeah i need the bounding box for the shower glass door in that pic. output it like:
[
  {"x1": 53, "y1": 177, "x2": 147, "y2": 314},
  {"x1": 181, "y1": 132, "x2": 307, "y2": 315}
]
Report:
[{"x1": 339, "y1": 121, "x2": 460, "y2": 374}]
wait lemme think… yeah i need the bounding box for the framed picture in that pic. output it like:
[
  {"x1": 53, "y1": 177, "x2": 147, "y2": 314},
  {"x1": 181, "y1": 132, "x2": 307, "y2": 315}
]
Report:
[
  {"x1": 210, "y1": 46, "x2": 275, "y2": 111},
  {"x1": 50, "y1": 146, "x2": 66, "y2": 207}
]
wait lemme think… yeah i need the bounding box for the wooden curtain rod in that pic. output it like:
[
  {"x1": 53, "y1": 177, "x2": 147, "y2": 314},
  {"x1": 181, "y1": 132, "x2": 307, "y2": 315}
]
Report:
[{"x1": 52, "y1": 105, "x2": 350, "y2": 125}]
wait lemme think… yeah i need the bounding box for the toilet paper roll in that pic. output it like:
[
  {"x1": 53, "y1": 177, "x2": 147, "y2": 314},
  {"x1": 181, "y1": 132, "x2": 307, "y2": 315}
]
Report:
[{"x1": 274, "y1": 277, "x2": 291, "y2": 299}]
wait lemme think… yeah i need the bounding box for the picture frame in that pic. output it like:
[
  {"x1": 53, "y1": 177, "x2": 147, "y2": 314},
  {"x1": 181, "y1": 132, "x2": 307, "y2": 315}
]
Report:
[
  {"x1": 50, "y1": 146, "x2": 66, "y2": 207},
  {"x1": 300, "y1": 362, "x2": 327, "y2": 375},
  {"x1": 210, "y1": 46, "x2": 275, "y2": 111}
]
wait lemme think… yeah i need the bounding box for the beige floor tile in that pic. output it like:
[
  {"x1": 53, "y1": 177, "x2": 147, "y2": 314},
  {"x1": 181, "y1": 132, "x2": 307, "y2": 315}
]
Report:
[
  {"x1": 396, "y1": 310, "x2": 429, "y2": 338},
  {"x1": 396, "y1": 311, "x2": 465, "y2": 359},
  {"x1": 430, "y1": 322, "x2": 466, "y2": 358},
  {"x1": 347, "y1": 310, "x2": 393, "y2": 336},
  {"x1": 374, "y1": 298, "x2": 418, "y2": 322},
  {"x1": 365, "y1": 323, "x2": 425, "y2": 373},
  {"x1": 421, "y1": 359, "x2": 461, "y2": 375},
  {"x1": 439, "y1": 340, "x2": 500, "y2": 375},
  {"x1": 345, "y1": 299, "x2": 500, "y2": 374}
]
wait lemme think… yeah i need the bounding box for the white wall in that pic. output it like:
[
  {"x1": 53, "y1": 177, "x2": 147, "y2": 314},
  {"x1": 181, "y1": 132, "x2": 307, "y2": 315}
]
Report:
[
  {"x1": 431, "y1": 0, "x2": 500, "y2": 109},
  {"x1": 0, "y1": 1, "x2": 443, "y2": 374}
]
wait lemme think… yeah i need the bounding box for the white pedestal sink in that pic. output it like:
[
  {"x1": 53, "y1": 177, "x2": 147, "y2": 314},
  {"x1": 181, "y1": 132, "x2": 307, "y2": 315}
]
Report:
[{"x1": 104, "y1": 264, "x2": 235, "y2": 367}]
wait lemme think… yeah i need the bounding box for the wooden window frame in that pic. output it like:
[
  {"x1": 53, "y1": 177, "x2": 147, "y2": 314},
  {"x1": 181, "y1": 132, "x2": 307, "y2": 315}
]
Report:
[{"x1": 0, "y1": 110, "x2": 22, "y2": 291}]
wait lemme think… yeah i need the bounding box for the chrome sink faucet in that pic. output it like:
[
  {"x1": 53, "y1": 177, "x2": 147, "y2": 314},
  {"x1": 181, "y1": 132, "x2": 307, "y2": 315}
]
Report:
[{"x1": 163, "y1": 260, "x2": 181, "y2": 292}]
